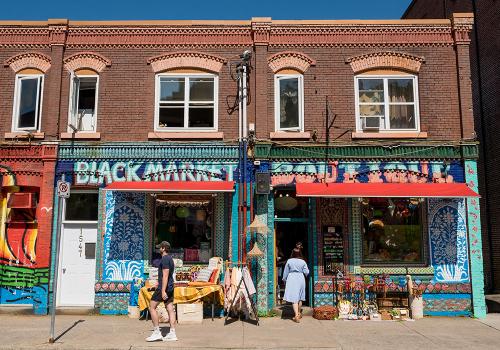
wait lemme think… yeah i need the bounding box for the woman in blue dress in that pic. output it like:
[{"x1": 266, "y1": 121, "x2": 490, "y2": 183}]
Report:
[{"x1": 283, "y1": 248, "x2": 309, "y2": 322}]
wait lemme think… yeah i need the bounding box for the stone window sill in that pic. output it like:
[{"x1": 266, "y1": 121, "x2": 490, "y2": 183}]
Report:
[
  {"x1": 4, "y1": 132, "x2": 45, "y2": 139},
  {"x1": 61, "y1": 132, "x2": 101, "y2": 140},
  {"x1": 148, "y1": 131, "x2": 224, "y2": 140},
  {"x1": 270, "y1": 131, "x2": 311, "y2": 140},
  {"x1": 352, "y1": 132, "x2": 428, "y2": 139}
]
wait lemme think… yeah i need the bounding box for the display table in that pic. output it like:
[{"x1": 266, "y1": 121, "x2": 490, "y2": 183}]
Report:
[{"x1": 174, "y1": 284, "x2": 224, "y2": 321}]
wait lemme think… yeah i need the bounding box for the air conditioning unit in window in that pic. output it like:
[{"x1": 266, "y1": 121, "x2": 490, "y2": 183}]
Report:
[{"x1": 361, "y1": 116, "x2": 381, "y2": 130}]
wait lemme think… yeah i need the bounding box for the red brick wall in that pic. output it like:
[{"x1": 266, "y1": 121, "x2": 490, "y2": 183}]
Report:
[{"x1": 405, "y1": 0, "x2": 500, "y2": 293}]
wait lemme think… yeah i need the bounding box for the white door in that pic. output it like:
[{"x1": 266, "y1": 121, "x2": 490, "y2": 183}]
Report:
[{"x1": 57, "y1": 223, "x2": 97, "y2": 307}]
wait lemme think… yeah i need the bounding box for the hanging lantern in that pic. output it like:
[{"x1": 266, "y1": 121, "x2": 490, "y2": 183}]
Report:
[
  {"x1": 274, "y1": 194, "x2": 298, "y2": 211},
  {"x1": 247, "y1": 242, "x2": 264, "y2": 259},
  {"x1": 175, "y1": 207, "x2": 189, "y2": 218},
  {"x1": 247, "y1": 216, "x2": 267, "y2": 234},
  {"x1": 369, "y1": 219, "x2": 384, "y2": 229}
]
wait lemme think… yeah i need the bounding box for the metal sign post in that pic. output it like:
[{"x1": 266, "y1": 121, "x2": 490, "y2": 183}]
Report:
[{"x1": 49, "y1": 175, "x2": 69, "y2": 343}]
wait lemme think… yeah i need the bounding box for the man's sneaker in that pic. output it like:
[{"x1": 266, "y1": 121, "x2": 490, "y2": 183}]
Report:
[
  {"x1": 145, "y1": 330, "x2": 163, "y2": 342},
  {"x1": 163, "y1": 331, "x2": 178, "y2": 342}
]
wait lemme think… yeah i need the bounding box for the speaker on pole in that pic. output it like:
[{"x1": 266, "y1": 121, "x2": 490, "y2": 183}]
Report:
[{"x1": 255, "y1": 172, "x2": 271, "y2": 194}]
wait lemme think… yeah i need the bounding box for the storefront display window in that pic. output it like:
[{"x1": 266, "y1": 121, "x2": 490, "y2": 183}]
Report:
[
  {"x1": 154, "y1": 195, "x2": 213, "y2": 263},
  {"x1": 361, "y1": 197, "x2": 424, "y2": 264}
]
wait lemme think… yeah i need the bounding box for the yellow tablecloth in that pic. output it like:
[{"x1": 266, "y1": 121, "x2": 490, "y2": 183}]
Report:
[
  {"x1": 173, "y1": 284, "x2": 224, "y2": 306},
  {"x1": 138, "y1": 286, "x2": 154, "y2": 311}
]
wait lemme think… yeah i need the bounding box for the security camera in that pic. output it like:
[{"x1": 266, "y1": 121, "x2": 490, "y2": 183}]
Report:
[{"x1": 240, "y1": 50, "x2": 252, "y2": 61}]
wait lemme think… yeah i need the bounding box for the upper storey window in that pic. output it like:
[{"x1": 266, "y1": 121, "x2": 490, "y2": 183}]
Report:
[
  {"x1": 155, "y1": 73, "x2": 218, "y2": 131},
  {"x1": 274, "y1": 73, "x2": 304, "y2": 132},
  {"x1": 355, "y1": 75, "x2": 419, "y2": 132},
  {"x1": 69, "y1": 71, "x2": 99, "y2": 132},
  {"x1": 12, "y1": 72, "x2": 44, "y2": 132}
]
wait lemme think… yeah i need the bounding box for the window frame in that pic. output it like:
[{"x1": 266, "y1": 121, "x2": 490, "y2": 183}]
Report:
[
  {"x1": 154, "y1": 73, "x2": 219, "y2": 132},
  {"x1": 11, "y1": 73, "x2": 44, "y2": 132},
  {"x1": 68, "y1": 73, "x2": 100, "y2": 133},
  {"x1": 360, "y1": 198, "x2": 428, "y2": 267},
  {"x1": 274, "y1": 74, "x2": 304, "y2": 132},
  {"x1": 62, "y1": 190, "x2": 99, "y2": 224},
  {"x1": 354, "y1": 74, "x2": 420, "y2": 133}
]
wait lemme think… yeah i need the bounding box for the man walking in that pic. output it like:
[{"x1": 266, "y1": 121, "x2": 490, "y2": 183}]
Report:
[{"x1": 146, "y1": 241, "x2": 177, "y2": 342}]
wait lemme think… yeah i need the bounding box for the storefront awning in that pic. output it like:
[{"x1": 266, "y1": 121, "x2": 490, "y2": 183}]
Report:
[
  {"x1": 105, "y1": 181, "x2": 235, "y2": 193},
  {"x1": 296, "y1": 183, "x2": 479, "y2": 198}
]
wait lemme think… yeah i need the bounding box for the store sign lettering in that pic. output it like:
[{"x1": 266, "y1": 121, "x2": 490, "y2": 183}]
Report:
[
  {"x1": 271, "y1": 161, "x2": 460, "y2": 186},
  {"x1": 74, "y1": 161, "x2": 235, "y2": 185}
]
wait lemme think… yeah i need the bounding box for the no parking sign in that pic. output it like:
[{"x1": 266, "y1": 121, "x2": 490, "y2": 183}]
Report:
[{"x1": 57, "y1": 180, "x2": 70, "y2": 198}]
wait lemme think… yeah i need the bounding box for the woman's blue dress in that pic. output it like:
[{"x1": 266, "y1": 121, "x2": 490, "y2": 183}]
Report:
[{"x1": 282, "y1": 258, "x2": 309, "y2": 303}]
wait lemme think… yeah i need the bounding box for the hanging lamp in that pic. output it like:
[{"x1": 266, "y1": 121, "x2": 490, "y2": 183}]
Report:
[
  {"x1": 247, "y1": 242, "x2": 264, "y2": 259},
  {"x1": 247, "y1": 216, "x2": 267, "y2": 234}
]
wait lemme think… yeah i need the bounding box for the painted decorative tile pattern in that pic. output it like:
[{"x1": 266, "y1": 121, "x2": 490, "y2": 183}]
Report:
[
  {"x1": 214, "y1": 194, "x2": 225, "y2": 258},
  {"x1": 96, "y1": 189, "x2": 107, "y2": 280},
  {"x1": 351, "y1": 200, "x2": 362, "y2": 273},
  {"x1": 428, "y1": 199, "x2": 469, "y2": 283},
  {"x1": 423, "y1": 294, "x2": 472, "y2": 316},
  {"x1": 95, "y1": 293, "x2": 129, "y2": 315},
  {"x1": 464, "y1": 160, "x2": 486, "y2": 318},
  {"x1": 143, "y1": 194, "x2": 153, "y2": 262},
  {"x1": 94, "y1": 281, "x2": 131, "y2": 293},
  {"x1": 103, "y1": 192, "x2": 145, "y2": 281}
]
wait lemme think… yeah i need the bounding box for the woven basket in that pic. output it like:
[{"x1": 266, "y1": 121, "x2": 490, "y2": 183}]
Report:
[{"x1": 313, "y1": 306, "x2": 338, "y2": 320}]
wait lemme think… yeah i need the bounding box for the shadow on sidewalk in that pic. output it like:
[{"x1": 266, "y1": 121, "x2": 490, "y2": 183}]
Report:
[{"x1": 54, "y1": 320, "x2": 85, "y2": 342}]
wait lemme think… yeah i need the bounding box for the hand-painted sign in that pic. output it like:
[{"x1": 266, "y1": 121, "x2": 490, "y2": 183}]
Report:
[{"x1": 56, "y1": 161, "x2": 238, "y2": 185}]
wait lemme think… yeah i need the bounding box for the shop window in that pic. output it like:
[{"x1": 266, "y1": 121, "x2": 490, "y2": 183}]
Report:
[
  {"x1": 274, "y1": 74, "x2": 304, "y2": 131},
  {"x1": 155, "y1": 74, "x2": 218, "y2": 131},
  {"x1": 12, "y1": 74, "x2": 44, "y2": 131},
  {"x1": 69, "y1": 73, "x2": 99, "y2": 132},
  {"x1": 361, "y1": 198, "x2": 424, "y2": 264},
  {"x1": 64, "y1": 192, "x2": 98, "y2": 222},
  {"x1": 154, "y1": 196, "x2": 213, "y2": 263},
  {"x1": 355, "y1": 75, "x2": 419, "y2": 132}
]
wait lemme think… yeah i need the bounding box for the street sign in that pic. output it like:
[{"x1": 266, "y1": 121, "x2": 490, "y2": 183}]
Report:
[{"x1": 57, "y1": 181, "x2": 70, "y2": 198}]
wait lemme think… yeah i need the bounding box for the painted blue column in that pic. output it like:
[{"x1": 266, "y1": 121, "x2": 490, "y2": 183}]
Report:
[
  {"x1": 464, "y1": 160, "x2": 487, "y2": 318},
  {"x1": 46, "y1": 189, "x2": 60, "y2": 314},
  {"x1": 230, "y1": 184, "x2": 239, "y2": 264}
]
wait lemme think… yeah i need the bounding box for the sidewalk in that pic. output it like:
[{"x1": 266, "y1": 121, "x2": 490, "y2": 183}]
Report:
[{"x1": 1, "y1": 314, "x2": 500, "y2": 350}]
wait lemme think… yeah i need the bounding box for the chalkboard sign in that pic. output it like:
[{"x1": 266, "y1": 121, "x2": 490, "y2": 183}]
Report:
[{"x1": 323, "y1": 225, "x2": 343, "y2": 275}]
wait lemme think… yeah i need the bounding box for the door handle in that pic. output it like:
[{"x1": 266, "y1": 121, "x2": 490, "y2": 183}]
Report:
[{"x1": 62, "y1": 268, "x2": 66, "y2": 274}]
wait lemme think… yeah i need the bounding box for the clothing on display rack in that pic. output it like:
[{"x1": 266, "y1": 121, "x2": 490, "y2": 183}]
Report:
[{"x1": 223, "y1": 262, "x2": 258, "y2": 323}]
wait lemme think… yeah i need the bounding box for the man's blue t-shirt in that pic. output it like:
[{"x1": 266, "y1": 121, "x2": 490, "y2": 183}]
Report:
[{"x1": 158, "y1": 255, "x2": 175, "y2": 292}]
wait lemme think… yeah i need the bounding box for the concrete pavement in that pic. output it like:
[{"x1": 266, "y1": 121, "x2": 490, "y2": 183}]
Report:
[{"x1": 0, "y1": 314, "x2": 499, "y2": 350}]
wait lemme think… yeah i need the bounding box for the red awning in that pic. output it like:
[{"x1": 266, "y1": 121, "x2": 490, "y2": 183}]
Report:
[
  {"x1": 296, "y1": 183, "x2": 479, "y2": 198},
  {"x1": 105, "y1": 181, "x2": 235, "y2": 193}
]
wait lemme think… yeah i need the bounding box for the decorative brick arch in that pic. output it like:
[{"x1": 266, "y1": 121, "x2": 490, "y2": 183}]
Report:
[
  {"x1": 268, "y1": 51, "x2": 316, "y2": 74},
  {"x1": 4, "y1": 52, "x2": 51, "y2": 73},
  {"x1": 64, "y1": 52, "x2": 112, "y2": 73},
  {"x1": 346, "y1": 51, "x2": 425, "y2": 74},
  {"x1": 147, "y1": 51, "x2": 227, "y2": 73}
]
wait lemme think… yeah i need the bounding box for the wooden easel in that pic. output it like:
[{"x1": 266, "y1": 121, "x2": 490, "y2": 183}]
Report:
[{"x1": 223, "y1": 261, "x2": 260, "y2": 326}]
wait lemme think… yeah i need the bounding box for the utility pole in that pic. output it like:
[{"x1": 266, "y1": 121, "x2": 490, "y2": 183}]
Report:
[{"x1": 49, "y1": 174, "x2": 70, "y2": 343}]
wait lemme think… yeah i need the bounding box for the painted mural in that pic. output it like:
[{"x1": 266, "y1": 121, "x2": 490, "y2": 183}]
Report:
[
  {"x1": 55, "y1": 160, "x2": 238, "y2": 185},
  {"x1": 103, "y1": 191, "x2": 145, "y2": 281},
  {"x1": 270, "y1": 160, "x2": 464, "y2": 186},
  {"x1": 0, "y1": 166, "x2": 48, "y2": 311},
  {"x1": 428, "y1": 199, "x2": 469, "y2": 283}
]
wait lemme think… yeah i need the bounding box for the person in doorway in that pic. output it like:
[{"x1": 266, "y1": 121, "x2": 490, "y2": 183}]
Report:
[
  {"x1": 283, "y1": 248, "x2": 309, "y2": 323},
  {"x1": 146, "y1": 241, "x2": 178, "y2": 342}
]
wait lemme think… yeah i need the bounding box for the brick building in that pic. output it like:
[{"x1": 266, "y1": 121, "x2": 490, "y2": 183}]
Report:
[
  {"x1": 403, "y1": 0, "x2": 500, "y2": 294},
  {"x1": 0, "y1": 15, "x2": 486, "y2": 317}
]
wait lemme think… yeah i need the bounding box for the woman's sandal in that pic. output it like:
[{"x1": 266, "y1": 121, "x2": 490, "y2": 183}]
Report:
[{"x1": 292, "y1": 316, "x2": 301, "y2": 323}]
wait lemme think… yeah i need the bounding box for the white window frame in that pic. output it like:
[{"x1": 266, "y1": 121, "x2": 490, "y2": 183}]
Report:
[
  {"x1": 354, "y1": 75, "x2": 420, "y2": 133},
  {"x1": 11, "y1": 74, "x2": 44, "y2": 132},
  {"x1": 274, "y1": 74, "x2": 304, "y2": 132},
  {"x1": 154, "y1": 73, "x2": 218, "y2": 132},
  {"x1": 62, "y1": 190, "x2": 99, "y2": 224},
  {"x1": 67, "y1": 73, "x2": 99, "y2": 133}
]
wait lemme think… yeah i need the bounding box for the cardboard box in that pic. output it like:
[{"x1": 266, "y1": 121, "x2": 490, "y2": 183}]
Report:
[{"x1": 177, "y1": 302, "x2": 203, "y2": 324}]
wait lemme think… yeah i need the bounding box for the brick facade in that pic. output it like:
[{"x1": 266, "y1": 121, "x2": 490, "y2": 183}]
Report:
[{"x1": 404, "y1": 0, "x2": 500, "y2": 293}]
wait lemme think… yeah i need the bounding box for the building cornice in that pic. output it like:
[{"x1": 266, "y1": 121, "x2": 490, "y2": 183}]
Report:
[{"x1": 0, "y1": 19, "x2": 455, "y2": 49}]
